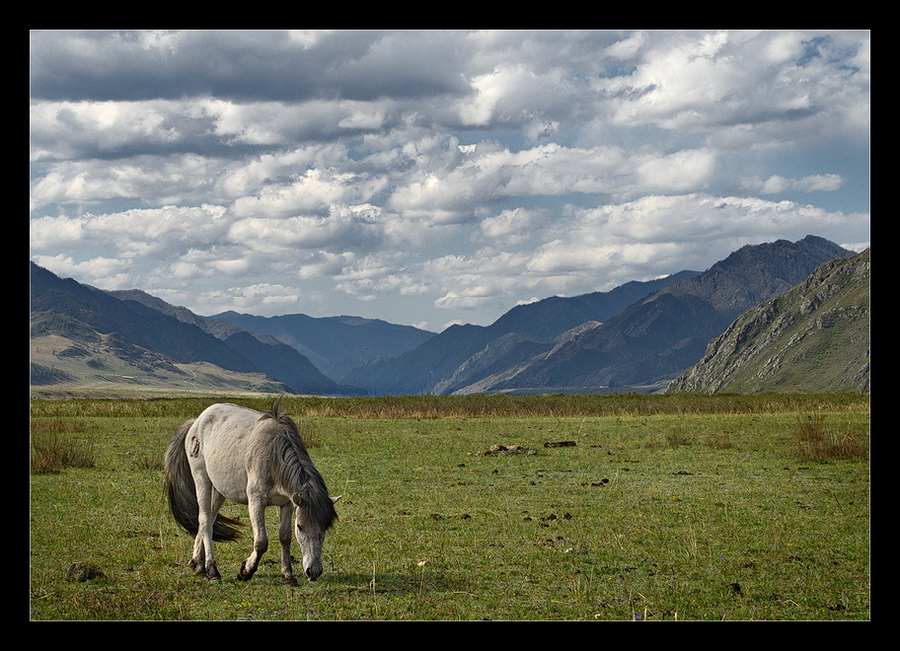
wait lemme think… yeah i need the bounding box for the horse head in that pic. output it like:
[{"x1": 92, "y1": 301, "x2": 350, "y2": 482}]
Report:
[{"x1": 291, "y1": 491, "x2": 341, "y2": 581}]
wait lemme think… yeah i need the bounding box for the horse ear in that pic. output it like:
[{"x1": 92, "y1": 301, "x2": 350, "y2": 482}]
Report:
[{"x1": 331, "y1": 495, "x2": 342, "y2": 504}]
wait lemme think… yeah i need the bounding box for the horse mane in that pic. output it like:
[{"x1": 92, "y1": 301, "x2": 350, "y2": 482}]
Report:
[{"x1": 263, "y1": 400, "x2": 338, "y2": 531}]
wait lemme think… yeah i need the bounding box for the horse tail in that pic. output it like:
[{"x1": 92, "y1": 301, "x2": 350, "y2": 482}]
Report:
[
  {"x1": 163, "y1": 418, "x2": 243, "y2": 542},
  {"x1": 163, "y1": 419, "x2": 201, "y2": 534}
]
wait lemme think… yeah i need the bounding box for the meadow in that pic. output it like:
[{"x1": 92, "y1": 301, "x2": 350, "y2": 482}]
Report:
[{"x1": 29, "y1": 393, "x2": 870, "y2": 620}]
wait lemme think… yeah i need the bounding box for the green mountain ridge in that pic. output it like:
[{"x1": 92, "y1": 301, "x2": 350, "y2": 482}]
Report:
[{"x1": 667, "y1": 248, "x2": 870, "y2": 394}]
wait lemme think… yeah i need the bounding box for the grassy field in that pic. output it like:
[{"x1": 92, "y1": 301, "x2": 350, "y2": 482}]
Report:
[{"x1": 29, "y1": 393, "x2": 870, "y2": 620}]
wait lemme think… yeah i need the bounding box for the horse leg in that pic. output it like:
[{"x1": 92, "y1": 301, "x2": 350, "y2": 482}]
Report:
[
  {"x1": 188, "y1": 475, "x2": 211, "y2": 578},
  {"x1": 278, "y1": 503, "x2": 298, "y2": 586},
  {"x1": 206, "y1": 490, "x2": 227, "y2": 581},
  {"x1": 189, "y1": 535, "x2": 205, "y2": 576},
  {"x1": 191, "y1": 478, "x2": 222, "y2": 581},
  {"x1": 237, "y1": 496, "x2": 268, "y2": 581}
]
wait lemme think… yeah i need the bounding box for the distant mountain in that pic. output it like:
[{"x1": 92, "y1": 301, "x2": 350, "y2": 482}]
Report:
[
  {"x1": 488, "y1": 272, "x2": 702, "y2": 340},
  {"x1": 469, "y1": 235, "x2": 856, "y2": 393},
  {"x1": 667, "y1": 248, "x2": 869, "y2": 394},
  {"x1": 31, "y1": 264, "x2": 254, "y2": 373},
  {"x1": 339, "y1": 270, "x2": 702, "y2": 395},
  {"x1": 109, "y1": 289, "x2": 364, "y2": 395},
  {"x1": 30, "y1": 263, "x2": 362, "y2": 396},
  {"x1": 206, "y1": 311, "x2": 435, "y2": 380},
  {"x1": 464, "y1": 292, "x2": 731, "y2": 393}
]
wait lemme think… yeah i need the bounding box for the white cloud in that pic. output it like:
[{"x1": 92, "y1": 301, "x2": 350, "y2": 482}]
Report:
[
  {"x1": 386, "y1": 142, "x2": 721, "y2": 222},
  {"x1": 634, "y1": 148, "x2": 716, "y2": 194},
  {"x1": 287, "y1": 30, "x2": 334, "y2": 50},
  {"x1": 478, "y1": 208, "x2": 547, "y2": 244},
  {"x1": 30, "y1": 154, "x2": 227, "y2": 210},
  {"x1": 226, "y1": 204, "x2": 385, "y2": 256},
  {"x1": 434, "y1": 290, "x2": 505, "y2": 312},
  {"x1": 458, "y1": 64, "x2": 569, "y2": 126},
  {"x1": 296, "y1": 251, "x2": 357, "y2": 280},
  {"x1": 30, "y1": 100, "x2": 184, "y2": 160},
  {"x1": 605, "y1": 31, "x2": 647, "y2": 60},
  {"x1": 32, "y1": 253, "x2": 133, "y2": 289},
  {"x1": 741, "y1": 173, "x2": 845, "y2": 194},
  {"x1": 31, "y1": 204, "x2": 228, "y2": 259},
  {"x1": 594, "y1": 30, "x2": 869, "y2": 143},
  {"x1": 229, "y1": 168, "x2": 377, "y2": 220},
  {"x1": 29, "y1": 30, "x2": 870, "y2": 326}
]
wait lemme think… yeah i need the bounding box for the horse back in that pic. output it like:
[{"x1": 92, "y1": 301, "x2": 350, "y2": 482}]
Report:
[{"x1": 189, "y1": 403, "x2": 277, "y2": 502}]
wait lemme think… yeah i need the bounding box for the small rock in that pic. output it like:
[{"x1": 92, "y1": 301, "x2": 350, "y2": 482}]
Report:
[{"x1": 66, "y1": 561, "x2": 104, "y2": 582}]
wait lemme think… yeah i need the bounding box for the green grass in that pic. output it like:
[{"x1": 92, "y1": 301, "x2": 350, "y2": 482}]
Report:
[{"x1": 29, "y1": 393, "x2": 869, "y2": 620}]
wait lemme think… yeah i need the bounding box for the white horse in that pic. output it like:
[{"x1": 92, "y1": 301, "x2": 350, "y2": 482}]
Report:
[{"x1": 164, "y1": 400, "x2": 340, "y2": 584}]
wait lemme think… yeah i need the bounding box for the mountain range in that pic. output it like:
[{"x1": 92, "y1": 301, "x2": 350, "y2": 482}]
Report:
[
  {"x1": 340, "y1": 235, "x2": 860, "y2": 394},
  {"x1": 30, "y1": 235, "x2": 866, "y2": 396},
  {"x1": 204, "y1": 311, "x2": 435, "y2": 380},
  {"x1": 30, "y1": 264, "x2": 364, "y2": 395},
  {"x1": 337, "y1": 269, "x2": 702, "y2": 395}
]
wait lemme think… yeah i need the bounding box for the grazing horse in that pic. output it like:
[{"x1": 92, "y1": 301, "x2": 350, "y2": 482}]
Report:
[{"x1": 164, "y1": 400, "x2": 339, "y2": 584}]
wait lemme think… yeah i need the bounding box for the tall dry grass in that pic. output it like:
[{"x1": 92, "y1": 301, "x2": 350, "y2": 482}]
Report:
[
  {"x1": 793, "y1": 409, "x2": 869, "y2": 462},
  {"x1": 31, "y1": 419, "x2": 96, "y2": 473}
]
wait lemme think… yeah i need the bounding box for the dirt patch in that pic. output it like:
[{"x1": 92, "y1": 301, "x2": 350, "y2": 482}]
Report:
[{"x1": 477, "y1": 444, "x2": 537, "y2": 457}]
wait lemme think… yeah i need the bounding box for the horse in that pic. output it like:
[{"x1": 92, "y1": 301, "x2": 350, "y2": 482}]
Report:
[{"x1": 164, "y1": 400, "x2": 340, "y2": 584}]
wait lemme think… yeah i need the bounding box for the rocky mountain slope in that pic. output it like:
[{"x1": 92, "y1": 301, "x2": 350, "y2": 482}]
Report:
[{"x1": 667, "y1": 248, "x2": 870, "y2": 394}]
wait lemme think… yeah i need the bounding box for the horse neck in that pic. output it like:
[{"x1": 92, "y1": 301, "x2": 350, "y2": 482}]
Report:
[{"x1": 270, "y1": 428, "x2": 336, "y2": 529}]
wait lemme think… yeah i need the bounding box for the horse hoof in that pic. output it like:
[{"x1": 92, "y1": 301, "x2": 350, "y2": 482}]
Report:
[
  {"x1": 238, "y1": 561, "x2": 255, "y2": 581},
  {"x1": 283, "y1": 576, "x2": 298, "y2": 586}
]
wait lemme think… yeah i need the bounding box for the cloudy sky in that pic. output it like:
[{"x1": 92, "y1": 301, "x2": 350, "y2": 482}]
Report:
[{"x1": 30, "y1": 30, "x2": 870, "y2": 331}]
